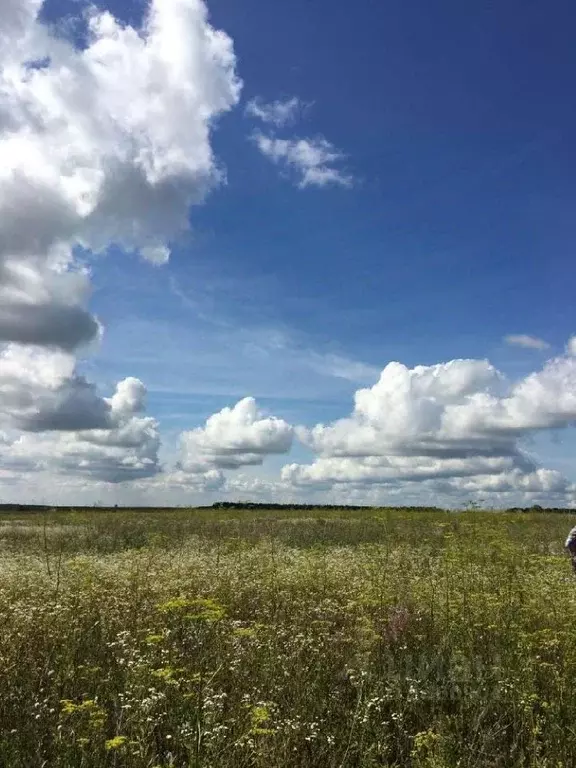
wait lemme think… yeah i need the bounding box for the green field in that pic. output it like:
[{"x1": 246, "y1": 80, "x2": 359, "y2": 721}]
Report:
[{"x1": 1, "y1": 506, "x2": 575, "y2": 767}]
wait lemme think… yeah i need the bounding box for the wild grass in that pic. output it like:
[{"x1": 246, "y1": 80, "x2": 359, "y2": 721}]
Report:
[{"x1": 0, "y1": 506, "x2": 575, "y2": 767}]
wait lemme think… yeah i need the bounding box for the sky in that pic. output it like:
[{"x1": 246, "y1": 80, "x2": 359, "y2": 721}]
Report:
[{"x1": 1, "y1": 0, "x2": 576, "y2": 507}]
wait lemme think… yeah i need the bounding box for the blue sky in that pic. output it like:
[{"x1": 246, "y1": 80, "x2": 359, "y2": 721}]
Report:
[
  {"x1": 1, "y1": 0, "x2": 575, "y2": 506},
  {"x1": 81, "y1": 0, "x2": 575, "y2": 413}
]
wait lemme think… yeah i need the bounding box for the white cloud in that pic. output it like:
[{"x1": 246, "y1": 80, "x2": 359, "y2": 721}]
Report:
[
  {"x1": 0, "y1": 345, "x2": 160, "y2": 483},
  {"x1": 140, "y1": 245, "x2": 171, "y2": 266},
  {"x1": 0, "y1": 0, "x2": 240, "y2": 350},
  {"x1": 451, "y1": 468, "x2": 570, "y2": 495},
  {"x1": 0, "y1": 0, "x2": 242, "y2": 483},
  {"x1": 179, "y1": 397, "x2": 294, "y2": 472},
  {"x1": 0, "y1": 250, "x2": 100, "y2": 350},
  {"x1": 0, "y1": 345, "x2": 109, "y2": 431},
  {"x1": 0, "y1": 369, "x2": 160, "y2": 483},
  {"x1": 282, "y1": 454, "x2": 529, "y2": 487},
  {"x1": 504, "y1": 334, "x2": 550, "y2": 350},
  {"x1": 305, "y1": 352, "x2": 380, "y2": 384},
  {"x1": 282, "y1": 352, "x2": 576, "y2": 505},
  {"x1": 252, "y1": 132, "x2": 352, "y2": 188},
  {"x1": 566, "y1": 337, "x2": 576, "y2": 357},
  {"x1": 0, "y1": 426, "x2": 160, "y2": 483},
  {"x1": 245, "y1": 97, "x2": 302, "y2": 126},
  {"x1": 165, "y1": 468, "x2": 225, "y2": 491},
  {"x1": 0, "y1": 343, "x2": 162, "y2": 483},
  {"x1": 137, "y1": 468, "x2": 299, "y2": 506}
]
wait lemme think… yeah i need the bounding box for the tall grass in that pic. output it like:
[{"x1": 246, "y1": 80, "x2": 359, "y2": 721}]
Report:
[{"x1": 0, "y1": 507, "x2": 574, "y2": 766}]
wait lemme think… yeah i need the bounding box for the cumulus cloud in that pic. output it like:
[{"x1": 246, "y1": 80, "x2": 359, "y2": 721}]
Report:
[
  {"x1": 282, "y1": 455, "x2": 534, "y2": 487},
  {"x1": 142, "y1": 468, "x2": 225, "y2": 497},
  {"x1": 0, "y1": 366, "x2": 160, "y2": 482},
  {"x1": 245, "y1": 97, "x2": 302, "y2": 126},
  {"x1": 0, "y1": 0, "x2": 241, "y2": 350},
  {"x1": 0, "y1": 344, "x2": 162, "y2": 483},
  {"x1": 0, "y1": 0, "x2": 242, "y2": 484},
  {"x1": 178, "y1": 397, "x2": 293, "y2": 472},
  {"x1": 0, "y1": 345, "x2": 109, "y2": 431},
  {"x1": 451, "y1": 468, "x2": 570, "y2": 495},
  {"x1": 283, "y1": 353, "x2": 576, "y2": 504},
  {"x1": 504, "y1": 334, "x2": 550, "y2": 350},
  {"x1": 0, "y1": 255, "x2": 100, "y2": 349},
  {"x1": 252, "y1": 133, "x2": 352, "y2": 188},
  {"x1": 0, "y1": 426, "x2": 160, "y2": 484},
  {"x1": 0, "y1": 421, "x2": 160, "y2": 485}
]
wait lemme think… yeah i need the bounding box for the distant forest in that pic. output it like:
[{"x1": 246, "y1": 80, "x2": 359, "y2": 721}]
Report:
[{"x1": 0, "y1": 502, "x2": 574, "y2": 514}]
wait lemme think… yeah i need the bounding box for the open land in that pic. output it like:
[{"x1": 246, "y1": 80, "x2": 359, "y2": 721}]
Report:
[{"x1": 0, "y1": 505, "x2": 575, "y2": 767}]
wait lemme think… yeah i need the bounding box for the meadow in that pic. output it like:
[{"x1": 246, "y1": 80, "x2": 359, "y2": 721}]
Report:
[{"x1": 0, "y1": 505, "x2": 575, "y2": 767}]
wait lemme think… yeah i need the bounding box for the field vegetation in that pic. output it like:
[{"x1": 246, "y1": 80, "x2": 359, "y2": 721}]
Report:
[{"x1": 0, "y1": 505, "x2": 575, "y2": 767}]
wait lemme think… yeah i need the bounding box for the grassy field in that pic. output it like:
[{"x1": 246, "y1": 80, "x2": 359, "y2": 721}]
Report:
[{"x1": 0, "y1": 505, "x2": 575, "y2": 767}]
